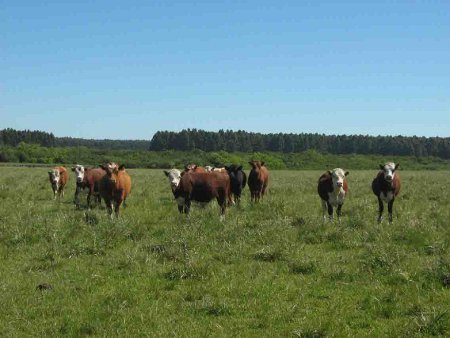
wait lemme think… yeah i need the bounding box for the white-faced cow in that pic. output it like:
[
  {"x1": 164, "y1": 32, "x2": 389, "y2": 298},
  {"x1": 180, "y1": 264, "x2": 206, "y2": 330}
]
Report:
[
  {"x1": 98, "y1": 162, "x2": 132, "y2": 219},
  {"x1": 248, "y1": 160, "x2": 269, "y2": 202},
  {"x1": 372, "y1": 162, "x2": 401, "y2": 223},
  {"x1": 48, "y1": 166, "x2": 69, "y2": 199},
  {"x1": 72, "y1": 164, "x2": 106, "y2": 209},
  {"x1": 225, "y1": 164, "x2": 247, "y2": 205},
  {"x1": 318, "y1": 168, "x2": 349, "y2": 222},
  {"x1": 173, "y1": 171, "x2": 231, "y2": 217},
  {"x1": 163, "y1": 169, "x2": 182, "y2": 192}
]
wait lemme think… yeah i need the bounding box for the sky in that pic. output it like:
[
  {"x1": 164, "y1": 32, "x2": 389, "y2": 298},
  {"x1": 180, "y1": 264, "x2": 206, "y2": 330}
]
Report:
[{"x1": 1, "y1": 1, "x2": 449, "y2": 140}]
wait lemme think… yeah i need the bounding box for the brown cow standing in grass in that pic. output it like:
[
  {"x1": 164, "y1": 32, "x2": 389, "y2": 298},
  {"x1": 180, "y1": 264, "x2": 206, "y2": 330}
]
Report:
[
  {"x1": 248, "y1": 160, "x2": 269, "y2": 202},
  {"x1": 48, "y1": 166, "x2": 69, "y2": 199},
  {"x1": 318, "y1": 168, "x2": 349, "y2": 222},
  {"x1": 174, "y1": 171, "x2": 231, "y2": 217},
  {"x1": 72, "y1": 164, "x2": 106, "y2": 209},
  {"x1": 372, "y1": 162, "x2": 401, "y2": 223},
  {"x1": 99, "y1": 163, "x2": 131, "y2": 218}
]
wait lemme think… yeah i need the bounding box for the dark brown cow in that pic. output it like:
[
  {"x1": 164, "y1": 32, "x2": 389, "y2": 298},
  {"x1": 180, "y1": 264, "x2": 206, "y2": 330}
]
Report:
[
  {"x1": 99, "y1": 163, "x2": 132, "y2": 218},
  {"x1": 48, "y1": 166, "x2": 69, "y2": 199},
  {"x1": 372, "y1": 162, "x2": 401, "y2": 223},
  {"x1": 248, "y1": 160, "x2": 269, "y2": 202},
  {"x1": 318, "y1": 168, "x2": 349, "y2": 222},
  {"x1": 72, "y1": 164, "x2": 106, "y2": 208},
  {"x1": 173, "y1": 171, "x2": 231, "y2": 216}
]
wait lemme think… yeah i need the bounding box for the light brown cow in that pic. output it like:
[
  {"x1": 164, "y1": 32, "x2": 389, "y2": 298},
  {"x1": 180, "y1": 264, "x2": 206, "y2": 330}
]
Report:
[
  {"x1": 248, "y1": 160, "x2": 269, "y2": 202},
  {"x1": 48, "y1": 166, "x2": 69, "y2": 199},
  {"x1": 99, "y1": 163, "x2": 131, "y2": 218}
]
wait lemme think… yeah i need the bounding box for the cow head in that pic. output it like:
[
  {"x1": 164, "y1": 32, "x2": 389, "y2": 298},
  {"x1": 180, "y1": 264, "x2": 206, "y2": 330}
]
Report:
[
  {"x1": 248, "y1": 160, "x2": 264, "y2": 170},
  {"x1": 379, "y1": 162, "x2": 399, "y2": 182},
  {"x1": 205, "y1": 166, "x2": 213, "y2": 172},
  {"x1": 328, "y1": 168, "x2": 349, "y2": 189},
  {"x1": 100, "y1": 162, "x2": 123, "y2": 184},
  {"x1": 48, "y1": 168, "x2": 60, "y2": 190},
  {"x1": 164, "y1": 169, "x2": 181, "y2": 191},
  {"x1": 72, "y1": 164, "x2": 85, "y2": 183},
  {"x1": 184, "y1": 164, "x2": 198, "y2": 172}
]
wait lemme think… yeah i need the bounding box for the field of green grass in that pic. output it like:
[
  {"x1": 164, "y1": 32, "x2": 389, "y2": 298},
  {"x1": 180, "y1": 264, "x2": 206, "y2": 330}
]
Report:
[{"x1": 0, "y1": 167, "x2": 449, "y2": 337}]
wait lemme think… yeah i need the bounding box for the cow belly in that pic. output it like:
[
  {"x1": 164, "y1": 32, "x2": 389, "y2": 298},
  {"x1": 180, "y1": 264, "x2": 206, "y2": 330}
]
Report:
[
  {"x1": 380, "y1": 191, "x2": 394, "y2": 202},
  {"x1": 328, "y1": 191, "x2": 345, "y2": 207}
]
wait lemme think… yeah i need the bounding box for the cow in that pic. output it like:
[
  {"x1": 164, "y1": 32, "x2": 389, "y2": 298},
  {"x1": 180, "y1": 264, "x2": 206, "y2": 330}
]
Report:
[
  {"x1": 163, "y1": 168, "x2": 182, "y2": 192},
  {"x1": 98, "y1": 162, "x2": 131, "y2": 218},
  {"x1": 183, "y1": 164, "x2": 207, "y2": 174},
  {"x1": 173, "y1": 171, "x2": 231, "y2": 217},
  {"x1": 318, "y1": 168, "x2": 349, "y2": 222},
  {"x1": 224, "y1": 164, "x2": 247, "y2": 205},
  {"x1": 48, "y1": 166, "x2": 69, "y2": 199},
  {"x1": 205, "y1": 166, "x2": 213, "y2": 172},
  {"x1": 72, "y1": 164, "x2": 106, "y2": 209},
  {"x1": 372, "y1": 162, "x2": 401, "y2": 223},
  {"x1": 248, "y1": 160, "x2": 269, "y2": 202}
]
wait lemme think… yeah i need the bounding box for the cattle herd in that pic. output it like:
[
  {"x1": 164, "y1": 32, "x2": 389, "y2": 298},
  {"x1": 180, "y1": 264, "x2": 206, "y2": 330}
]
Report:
[{"x1": 48, "y1": 161, "x2": 401, "y2": 223}]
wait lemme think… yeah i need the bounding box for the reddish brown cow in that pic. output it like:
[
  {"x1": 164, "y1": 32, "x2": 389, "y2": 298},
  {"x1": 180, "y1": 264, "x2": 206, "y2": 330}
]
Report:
[
  {"x1": 318, "y1": 168, "x2": 349, "y2": 222},
  {"x1": 99, "y1": 163, "x2": 132, "y2": 218},
  {"x1": 372, "y1": 162, "x2": 401, "y2": 223},
  {"x1": 173, "y1": 171, "x2": 231, "y2": 216},
  {"x1": 48, "y1": 166, "x2": 69, "y2": 199},
  {"x1": 248, "y1": 160, "x2": 269, "y2": 202},
  {"x1": 72, "y1": 164, "x2": 106, "y2": 208},
  {"x1": 183, "y1": 164, "x2": 207, "y2": 174}
]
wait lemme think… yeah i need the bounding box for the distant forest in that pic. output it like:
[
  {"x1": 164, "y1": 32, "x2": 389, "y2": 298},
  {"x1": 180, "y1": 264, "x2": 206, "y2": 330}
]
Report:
[{"x1": 1, "y1": 128, "x2": 449, "y2": 159}]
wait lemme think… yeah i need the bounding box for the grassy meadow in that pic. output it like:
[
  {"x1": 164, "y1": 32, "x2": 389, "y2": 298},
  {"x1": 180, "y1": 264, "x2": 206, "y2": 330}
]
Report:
[{"x1": 0, "y1": 167, "x2": 449, "y2": 337}]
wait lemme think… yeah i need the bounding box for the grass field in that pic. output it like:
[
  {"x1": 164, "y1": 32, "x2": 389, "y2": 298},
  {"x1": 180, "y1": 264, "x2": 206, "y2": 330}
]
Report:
[{"x1": 0, "y1": 167, "x2": 449, "y2": 337}]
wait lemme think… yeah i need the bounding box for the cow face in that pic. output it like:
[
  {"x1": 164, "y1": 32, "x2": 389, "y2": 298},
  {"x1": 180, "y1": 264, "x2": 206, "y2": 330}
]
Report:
[
  {"x1": 164, "y1": 169, "x2": 181, "y2": 191},
  {"x1": 101, "y1": 162, "x2": 121, "y2": 183},
  {"x1": 184, "y1": 164, "x2": 197, "y2": 172},
  {"x1": 328, "y1": 168, "x2": 349, "y2": 189},
  {"x1": 48, "y1": 169, "x2": 60, "y2": 189},
  {"x1": 379, "y1": 162, "x2": 399, "y2": 182},
  {"x1": 72, "y1": 164, "x2": 85, "y2": 183}
]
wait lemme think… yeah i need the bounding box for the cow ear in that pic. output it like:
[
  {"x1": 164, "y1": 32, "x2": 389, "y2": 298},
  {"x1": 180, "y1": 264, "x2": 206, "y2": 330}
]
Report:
[
  {"x1": 379, "y1": 164, "x2": 384, "y2": 170},
  {"x1": 192, "y1": 165, "x2": 197, "y2": 170},
  {"x1": 237, "y1": 165, "x2": 243, "y2": 171},
  {"x1": 48, "y1": 171, "x2": 52, "y2": 175},
  {"x1": 345, "y1": 171, "x2": 349, "y2": 176},
  {"x1": 261, "y1": 161, "x2": 265, "y2": 166},
  {"x1": 99, "y1": 165, "x2": 107, "y2": 171},
  {"x1": 163, "y1": 170, "x2": 170, "y2": 177},
  {"x1": 327, "y1": 170, "x2": 332, "y2": 176},
  {"x1": 224, "y1": 166, "x2": 229, "y2": 171},
  {"x1": 71, "y1": 167, "x2": 76, "y2": 172},
  {"x1": 118, "y1": 164, "x2": 125, "y2": 171},
  {"x1": 184, "y1": 165, "x2": 189, "y2": 170},
  {"x1": 395, "y1": 163, "x2": 399, "y2": 170}
]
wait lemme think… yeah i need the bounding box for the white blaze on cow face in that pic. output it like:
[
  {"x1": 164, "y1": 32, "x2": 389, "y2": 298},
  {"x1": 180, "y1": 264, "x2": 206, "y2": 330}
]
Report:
[
  {"x1": 73, "y1": 165, "x2": 85, "y2": 183},
  {"x1": 164, "y1": 169, "x2": 181, "y2": 191},
  {"x1": 329, "y1": 168, "x2": 348, "y2": 191},
  {"x1": 380, "y1": 162, "x2": 397, "y2": 182}
]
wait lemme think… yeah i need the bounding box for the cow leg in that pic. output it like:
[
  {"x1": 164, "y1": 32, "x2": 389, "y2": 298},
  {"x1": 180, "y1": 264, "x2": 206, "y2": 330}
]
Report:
[
  {"x1": 321, "y1": 200, "x2": 328, "y2": 222},
  {"x1": 336, "y1": 204, "x2": 343, "y2": 223},
  {"x1": 377, "y1": 197, "x2": 384, "y2": 223},
  {"x1": 74, "y1": 185, "x2": 81, "y2": 208},
  {"x1": 115, "y1": 200, "x2": 122, "y2": 218},
  {"x1": 388, "y1": 199, "x2": 394, "y2": 223},
  {"x1": 184, "y1": 199, "x2": 191, "y2": 214},
  {"x1": 327, "y1": 202, "x2": 333, "y2": 222}
]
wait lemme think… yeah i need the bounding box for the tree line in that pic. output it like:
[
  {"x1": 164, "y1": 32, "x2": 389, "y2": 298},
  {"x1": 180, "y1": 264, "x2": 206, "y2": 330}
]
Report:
[
  {"x1": 0, "y1": 128, "x2": 150, "y2": 150},
  {"x1": 149, "y1": 129, "x2": 450, "y2": 159}
]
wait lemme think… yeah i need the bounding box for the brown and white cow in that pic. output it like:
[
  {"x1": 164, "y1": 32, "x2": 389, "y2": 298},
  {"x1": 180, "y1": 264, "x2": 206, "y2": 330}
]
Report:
[
  {"x1": 72, "y1": 164, "x2": 106, "y2": 209},
  {"x1": 372, "y1": 162, "x2": 401, "y2": 223},
  {"x1": 248, "y1": 160, "x2": 269, "y2": 202},
  {"x1": 48, "y1": 166, "x2": 69, "y2": 199},
  {"x1": 173, "y1": 171, "x2": 231, "y2": 217},
  {"x1": 98, "y1": 163, "x2": 131, "y2": 218},
  {"x1": 318, "y1": 168, "x2": 349, "y2": 222}
]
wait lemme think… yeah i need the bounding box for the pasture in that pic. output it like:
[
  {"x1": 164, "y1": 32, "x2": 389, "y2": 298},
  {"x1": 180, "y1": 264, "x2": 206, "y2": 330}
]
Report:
[{"x1": 0, "y1": 167, "x2": 449, "y2": 337}]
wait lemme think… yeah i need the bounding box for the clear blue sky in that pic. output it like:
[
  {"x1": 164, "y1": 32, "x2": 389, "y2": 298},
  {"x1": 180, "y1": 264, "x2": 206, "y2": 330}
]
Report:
[{"x1": 1, "y1": 1, "x2": 449, "y2": 139}]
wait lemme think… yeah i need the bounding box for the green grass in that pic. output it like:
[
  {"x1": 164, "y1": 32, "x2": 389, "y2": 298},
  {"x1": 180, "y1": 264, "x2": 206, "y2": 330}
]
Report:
[{"x1": 0, "y1": 168, "x2": 449, "y2": 337}]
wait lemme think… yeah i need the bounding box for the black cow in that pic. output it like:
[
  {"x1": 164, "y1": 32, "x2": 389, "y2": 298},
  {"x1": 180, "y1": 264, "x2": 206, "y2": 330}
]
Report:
[{"x1": 225, "y1": 164, "x2": 247, "y2": 205}]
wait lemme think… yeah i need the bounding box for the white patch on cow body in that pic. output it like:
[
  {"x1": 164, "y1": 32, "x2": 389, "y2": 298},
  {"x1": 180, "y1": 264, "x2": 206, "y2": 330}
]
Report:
[
  {"x1": 380, "y1": 191, "x2": 394, "y2": 202},
  {"x1": 327, "y1": 188, "x2": 346, "y2": 207}
]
